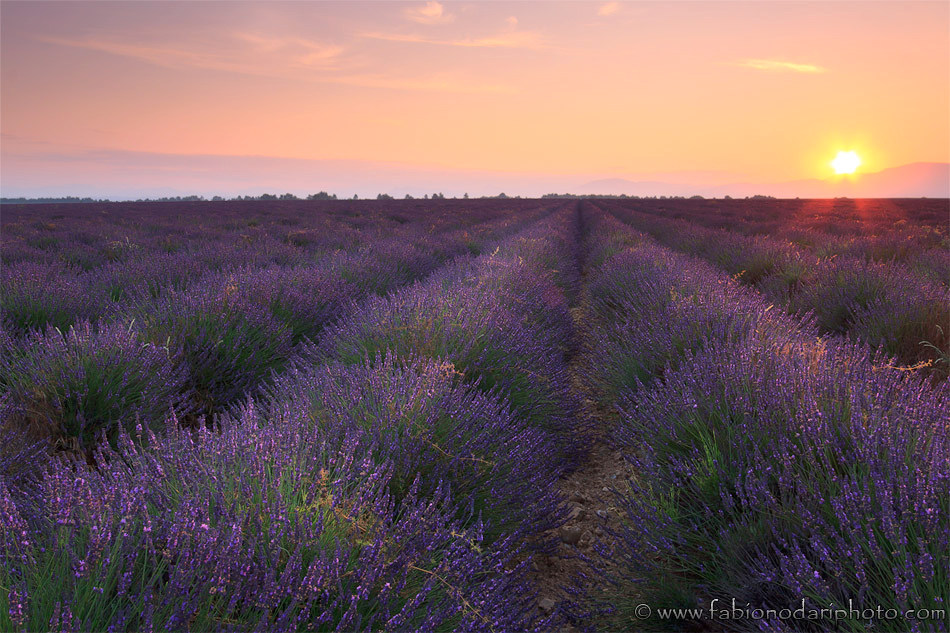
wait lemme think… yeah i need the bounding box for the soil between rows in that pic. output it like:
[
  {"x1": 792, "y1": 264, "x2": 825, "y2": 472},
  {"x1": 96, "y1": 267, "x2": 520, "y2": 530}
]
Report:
[{"x1": 529, "y1": 261, "x2": 639, "y2": 631}]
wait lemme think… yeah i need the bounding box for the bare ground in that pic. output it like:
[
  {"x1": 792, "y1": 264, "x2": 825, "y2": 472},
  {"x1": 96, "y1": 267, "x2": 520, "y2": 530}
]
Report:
[{"x1": 529, "y1": 297, "x2": 638, "y2": 630}]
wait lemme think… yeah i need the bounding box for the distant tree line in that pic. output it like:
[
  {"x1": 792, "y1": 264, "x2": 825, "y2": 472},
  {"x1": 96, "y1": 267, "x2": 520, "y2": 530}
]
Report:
[
  {"x1": 1, "y1": 193, "x2": 335, "y2": 204},
  {"x1": 2, "y1": 192, "x2": 778, "y2": 204},
  {"x1": 0, "y1": 196, "x2": 107, "y2": 204},
  {"x1": 540, "y1": 193, "x2": 778, "y2": 200},
  {"x1": 3, "y1": 191, "x2": 527, "y2": 204}
]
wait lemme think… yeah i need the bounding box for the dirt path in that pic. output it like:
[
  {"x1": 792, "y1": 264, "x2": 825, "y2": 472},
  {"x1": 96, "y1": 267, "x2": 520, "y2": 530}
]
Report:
[{"x1": 530, "y1": 243, "x2": 637, "y2": 630}]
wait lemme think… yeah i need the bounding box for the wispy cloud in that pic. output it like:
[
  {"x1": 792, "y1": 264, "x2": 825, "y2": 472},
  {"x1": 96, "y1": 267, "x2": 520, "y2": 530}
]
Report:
[
  {"x1": 39, "y1": 35, "x2": 511, "y2": 94},
  {"x1": 232, "y1": 33, "x2": 343, "y2": 67},
  {"x1": 405, "y1": 1, "x2": 454, "y2": 25},
  {"x1": 40, "y1": 36, "x2": 237, "y2": 73},
  {"x1": 597, "y1": 2, "x2": 621, "y2": 17},
  {"x1": 40, "y1": 34, "x2": 343, "y2": 74},
  {"x1": 325, "y1": 73, "x2": 514, "y2": 94},
  {"x1": 737, "y1": 59, "x2": 826, "y2": 73},
  {"x1": 362, "y1": 30, "x2": 546, "y2": 50}
]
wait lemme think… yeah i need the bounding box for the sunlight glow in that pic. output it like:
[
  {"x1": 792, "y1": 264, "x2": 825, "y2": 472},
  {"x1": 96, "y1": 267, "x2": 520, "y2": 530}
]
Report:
[{"x1": 831, "y1": 151, "x2": 861, "y2": 175}]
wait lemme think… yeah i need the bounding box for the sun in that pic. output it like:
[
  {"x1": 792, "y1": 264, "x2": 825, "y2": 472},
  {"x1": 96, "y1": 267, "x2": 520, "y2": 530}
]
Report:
[{"x1": 831, "y1": 150, "x2": 861, "y2": 175}]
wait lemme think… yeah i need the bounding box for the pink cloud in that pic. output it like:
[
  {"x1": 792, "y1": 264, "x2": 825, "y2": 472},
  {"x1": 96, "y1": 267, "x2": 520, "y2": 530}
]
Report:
[{"x1": 404, "y1": 2, "x2": 454, "y2": 25}]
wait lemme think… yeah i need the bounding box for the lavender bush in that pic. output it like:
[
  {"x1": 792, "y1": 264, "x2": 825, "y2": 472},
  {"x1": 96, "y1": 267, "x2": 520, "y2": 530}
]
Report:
[
  {"x1": 1, "y1": 262, "x2": 110, "y2": 337},
  {"x1": 134, "y1": 276, "x2": 295, "y2": 417},
  {"x1": 0, "y1": 320, "x2": 191, "y2": 452},
  {"x1": 267, "y1": 353, "x2": 564, "y2": 544},
  {"x1": 0, "y1": 404, "x2": 542, "y2": 631},
  {"x1": 612, "y1": 335, "x2": 949, "y2": 632}
]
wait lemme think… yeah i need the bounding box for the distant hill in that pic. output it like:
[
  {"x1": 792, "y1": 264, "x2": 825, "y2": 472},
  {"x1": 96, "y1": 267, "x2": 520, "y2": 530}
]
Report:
[
  {"x1": 845, "y1": 162, "x2": 950, "y2": 198},
  {"x1": 578, "y1": 163, "x2": 950, "y2": 198}
]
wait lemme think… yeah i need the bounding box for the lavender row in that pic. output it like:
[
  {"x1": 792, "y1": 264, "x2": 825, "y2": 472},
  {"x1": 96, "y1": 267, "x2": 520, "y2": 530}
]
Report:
[
  {"x1": 0, "y1": 204, "x2": 584, "y2": 631},
  {"x1": 1, "y1": 199, "x2": 549, "y2": 337},
  {"x1": 578, "y1": 205, "x2": 949, "y2": 631},
  {"x1": 1, "y1": 199, "x2": 539, "y2": 271},
  {"x1": 1, "y1": 360, "x2": 548, "y2": 631},
  {"x1": 1, "y1": 202, "x2": 555, "y2": 454},
  {"x1": 614, "y1": 197, "x2": 948, "y2": 258},
  {"x1": 302, "y1": 202, "x2": 588, "y2": 465},
  {"x1": 597, "y1": 200, "x2": 949, "y2": 377},
  {"x1": 120, "y1": 203, "x2": 554, "y2": 421}
]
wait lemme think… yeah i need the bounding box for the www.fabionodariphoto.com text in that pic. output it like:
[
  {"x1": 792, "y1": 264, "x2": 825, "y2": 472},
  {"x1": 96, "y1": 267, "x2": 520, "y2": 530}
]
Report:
[{"x1": 633, "y1": 598, "x2": 947, "y2": 626}]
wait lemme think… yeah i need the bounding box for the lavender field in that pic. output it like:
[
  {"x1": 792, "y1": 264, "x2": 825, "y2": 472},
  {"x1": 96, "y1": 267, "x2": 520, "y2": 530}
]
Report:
[{"x1": 1, "y1": 198, "x2": 948, "y2": 632}]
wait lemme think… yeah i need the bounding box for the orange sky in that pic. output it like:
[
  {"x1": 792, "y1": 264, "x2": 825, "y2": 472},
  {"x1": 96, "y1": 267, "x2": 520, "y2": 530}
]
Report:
[{"x1": 2, "y1": 1, "x2": 948, "y2": 197}]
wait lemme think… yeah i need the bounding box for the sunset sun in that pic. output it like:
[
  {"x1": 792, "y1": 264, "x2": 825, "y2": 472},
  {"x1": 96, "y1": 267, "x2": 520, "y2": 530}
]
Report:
[{"x1": 831, "y1": 150, "x2": 862, "y2": 175}]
